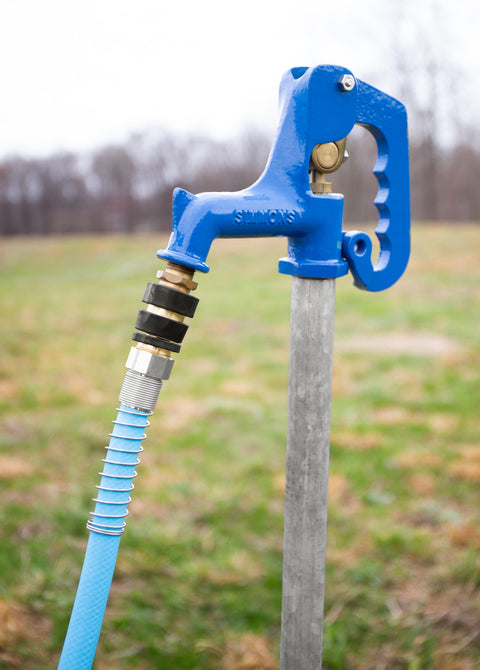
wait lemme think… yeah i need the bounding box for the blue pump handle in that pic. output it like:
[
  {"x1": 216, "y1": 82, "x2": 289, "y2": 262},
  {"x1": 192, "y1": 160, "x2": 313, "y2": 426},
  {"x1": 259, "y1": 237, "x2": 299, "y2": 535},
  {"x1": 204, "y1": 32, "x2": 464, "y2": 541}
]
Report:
[
  {"x1": 342, "y1": 80, "x2": 410, "y2": 291},
  {"x1": 158, "y1": 65, "x2": 410, "y2": 292}
]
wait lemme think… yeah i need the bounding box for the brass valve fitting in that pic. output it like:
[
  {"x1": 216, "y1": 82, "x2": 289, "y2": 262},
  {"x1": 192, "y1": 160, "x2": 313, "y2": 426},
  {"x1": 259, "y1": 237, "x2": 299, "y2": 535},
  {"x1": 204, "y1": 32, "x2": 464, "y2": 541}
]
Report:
[{"x1": 309, "y1": 138, "x2": 347, "y2": 194}]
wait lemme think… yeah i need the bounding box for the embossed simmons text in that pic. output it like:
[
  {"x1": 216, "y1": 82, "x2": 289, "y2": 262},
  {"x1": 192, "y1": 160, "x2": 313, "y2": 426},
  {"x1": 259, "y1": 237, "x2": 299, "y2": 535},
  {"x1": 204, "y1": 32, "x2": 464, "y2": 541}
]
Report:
[{"x1": 234, "y1": 209, "x2": 297, "y2": 225}]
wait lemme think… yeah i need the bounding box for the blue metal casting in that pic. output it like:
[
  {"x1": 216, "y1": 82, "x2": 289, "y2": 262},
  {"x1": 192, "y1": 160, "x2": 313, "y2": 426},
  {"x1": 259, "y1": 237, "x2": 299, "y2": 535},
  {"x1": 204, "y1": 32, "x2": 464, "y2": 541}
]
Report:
[{"x1": 158, "y1": 65, "x2": 410, "y2": 291}]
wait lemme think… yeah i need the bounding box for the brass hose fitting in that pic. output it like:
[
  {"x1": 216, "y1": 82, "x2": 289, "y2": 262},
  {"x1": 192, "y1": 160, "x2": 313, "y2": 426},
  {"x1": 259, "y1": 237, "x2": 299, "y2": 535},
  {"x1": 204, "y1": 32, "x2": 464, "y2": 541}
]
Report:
[
  {"x1": 118, "y1": 262, "x2": 199, "y2": 412},
  {"x1": 138, "y1": 262, "x2": 198, "y2": 357}
]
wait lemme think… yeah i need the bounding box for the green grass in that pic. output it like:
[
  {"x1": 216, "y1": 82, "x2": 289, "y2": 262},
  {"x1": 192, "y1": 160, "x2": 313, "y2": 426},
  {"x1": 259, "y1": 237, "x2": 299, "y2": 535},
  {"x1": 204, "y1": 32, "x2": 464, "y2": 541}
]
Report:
[{"x1": 0, "y1": 225, "x2": 479, "y2": 669}]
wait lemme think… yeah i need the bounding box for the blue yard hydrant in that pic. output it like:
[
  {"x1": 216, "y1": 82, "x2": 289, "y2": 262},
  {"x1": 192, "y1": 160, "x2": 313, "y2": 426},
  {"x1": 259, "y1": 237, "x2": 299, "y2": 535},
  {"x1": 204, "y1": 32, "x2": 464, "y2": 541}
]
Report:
[
  {"x1": 57, "y1": 64, "x2": 410, "y2": 669},
  {"x1": 159, "y1": 64, "x2": 410, "y2": 289}
]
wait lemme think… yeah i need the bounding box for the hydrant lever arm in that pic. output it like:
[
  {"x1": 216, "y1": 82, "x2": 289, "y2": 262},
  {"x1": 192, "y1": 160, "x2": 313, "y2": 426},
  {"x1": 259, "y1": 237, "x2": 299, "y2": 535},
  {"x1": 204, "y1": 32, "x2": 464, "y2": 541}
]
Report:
[
  {"x1": 158, "y1": 65, "x2": 410, "y2": 291},
  {"x1": 342, "y1": 79, "x2": 410, "y2": 291}
]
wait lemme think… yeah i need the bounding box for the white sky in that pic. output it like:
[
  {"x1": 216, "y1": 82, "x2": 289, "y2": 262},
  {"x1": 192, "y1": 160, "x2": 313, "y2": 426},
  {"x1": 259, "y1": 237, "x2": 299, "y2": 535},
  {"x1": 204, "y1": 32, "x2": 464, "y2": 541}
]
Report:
[{"x1": 0, "y1": 0, "x2": 478, "y2": 158}]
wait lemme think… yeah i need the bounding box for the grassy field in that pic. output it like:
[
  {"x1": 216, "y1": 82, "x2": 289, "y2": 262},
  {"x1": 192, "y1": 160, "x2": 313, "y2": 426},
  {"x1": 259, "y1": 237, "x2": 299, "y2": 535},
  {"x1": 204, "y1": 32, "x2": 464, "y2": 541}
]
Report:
[{"x1": 0, "y1": 225, "x2": 479, "y2": 669}]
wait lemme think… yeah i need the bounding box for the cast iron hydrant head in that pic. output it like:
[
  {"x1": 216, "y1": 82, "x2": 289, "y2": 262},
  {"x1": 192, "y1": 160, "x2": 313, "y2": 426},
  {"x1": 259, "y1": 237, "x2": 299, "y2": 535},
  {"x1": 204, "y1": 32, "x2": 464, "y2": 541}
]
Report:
[{"x1": 158, "y1": 64, "x2": 410, "y2": 292}]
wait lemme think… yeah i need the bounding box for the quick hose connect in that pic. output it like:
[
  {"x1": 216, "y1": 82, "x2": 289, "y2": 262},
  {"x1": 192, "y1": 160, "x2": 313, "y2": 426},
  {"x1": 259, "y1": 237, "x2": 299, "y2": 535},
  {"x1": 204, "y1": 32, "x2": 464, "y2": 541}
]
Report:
[{"x1": 119, "y1": 262, "x2": 199, "y2": 412}]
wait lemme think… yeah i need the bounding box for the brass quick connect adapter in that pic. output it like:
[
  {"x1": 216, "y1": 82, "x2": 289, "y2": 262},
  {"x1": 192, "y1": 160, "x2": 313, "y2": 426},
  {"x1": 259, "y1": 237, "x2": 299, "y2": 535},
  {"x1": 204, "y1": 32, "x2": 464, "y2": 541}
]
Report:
[{"x1": 118, "y1": 262, "x2": 199, "y2": 412}]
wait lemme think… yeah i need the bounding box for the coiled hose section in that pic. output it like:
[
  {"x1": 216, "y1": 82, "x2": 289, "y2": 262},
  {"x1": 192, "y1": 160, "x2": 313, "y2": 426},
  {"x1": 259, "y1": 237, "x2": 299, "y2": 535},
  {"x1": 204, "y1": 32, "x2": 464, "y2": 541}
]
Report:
[{"x1": 57, "y1": 404, "x2": 150, "y2": 670}]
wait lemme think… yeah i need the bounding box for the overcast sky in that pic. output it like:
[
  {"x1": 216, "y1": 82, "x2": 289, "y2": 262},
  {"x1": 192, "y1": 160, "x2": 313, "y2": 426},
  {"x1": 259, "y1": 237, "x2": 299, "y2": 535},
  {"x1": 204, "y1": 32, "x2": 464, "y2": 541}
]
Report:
[{"x1": 0, "y1": 0, "x2": 478, "y2": 158}]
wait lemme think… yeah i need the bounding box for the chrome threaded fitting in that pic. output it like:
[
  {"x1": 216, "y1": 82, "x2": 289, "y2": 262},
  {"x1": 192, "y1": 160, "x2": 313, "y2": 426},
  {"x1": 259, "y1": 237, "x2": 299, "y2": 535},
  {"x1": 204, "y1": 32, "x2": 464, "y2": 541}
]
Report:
[
  {"x1": 118, "y1": 370, "x2": 164, "y2": 412},
  {"x1": 125, "y1": 346, "x2": 174, "y2": 380}
]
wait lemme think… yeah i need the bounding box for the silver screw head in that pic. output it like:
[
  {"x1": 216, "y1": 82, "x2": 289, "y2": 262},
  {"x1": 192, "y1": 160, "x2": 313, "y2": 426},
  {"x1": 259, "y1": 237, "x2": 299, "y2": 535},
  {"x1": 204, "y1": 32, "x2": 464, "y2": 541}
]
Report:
[{"x1": 338, "y1": 74, "x2": 356, "y2": 92}]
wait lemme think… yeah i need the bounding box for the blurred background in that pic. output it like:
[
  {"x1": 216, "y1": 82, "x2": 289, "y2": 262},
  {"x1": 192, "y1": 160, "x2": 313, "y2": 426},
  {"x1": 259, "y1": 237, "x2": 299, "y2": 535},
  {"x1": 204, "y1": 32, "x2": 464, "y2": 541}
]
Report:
[
  {"x1": 1, "y1": 1, "x2": 480, "y2": 669},
  {"x1": 1, "y1": 0, "x2": 479, "y2": 231}
]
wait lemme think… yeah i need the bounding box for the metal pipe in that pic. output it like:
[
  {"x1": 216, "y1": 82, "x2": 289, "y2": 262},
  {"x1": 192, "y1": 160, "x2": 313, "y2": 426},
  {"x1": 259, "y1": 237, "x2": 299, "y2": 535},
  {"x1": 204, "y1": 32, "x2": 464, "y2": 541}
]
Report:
[{"x1": 280, "y1": 277, "x2": 336, "y2": 670}]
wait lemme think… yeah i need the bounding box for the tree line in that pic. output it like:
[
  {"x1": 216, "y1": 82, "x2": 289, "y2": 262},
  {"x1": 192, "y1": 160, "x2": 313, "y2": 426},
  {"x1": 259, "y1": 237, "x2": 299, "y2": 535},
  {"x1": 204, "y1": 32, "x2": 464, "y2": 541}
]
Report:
[
  {"x1": 0, "y1": 129, "x2": 271, "y2": 236},
  {"x1": 0, "y1": 123, "x2": 479, "y2": 237}
]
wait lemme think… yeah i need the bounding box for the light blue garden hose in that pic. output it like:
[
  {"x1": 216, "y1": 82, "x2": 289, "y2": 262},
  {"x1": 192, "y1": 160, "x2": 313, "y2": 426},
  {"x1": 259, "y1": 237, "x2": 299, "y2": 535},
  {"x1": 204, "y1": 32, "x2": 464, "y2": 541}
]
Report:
[
  {"x1": 57, "y1": 404, "x2": 151, "y2": 669},
  {"x1": 56, "y1": 262, "x2": 198, "y2": 668}
]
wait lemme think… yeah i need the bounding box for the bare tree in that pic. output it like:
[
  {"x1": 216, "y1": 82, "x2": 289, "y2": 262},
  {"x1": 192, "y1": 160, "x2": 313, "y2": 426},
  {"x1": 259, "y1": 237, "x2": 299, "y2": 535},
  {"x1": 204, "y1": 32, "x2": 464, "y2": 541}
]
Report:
[
  {"x1": 91, "y1": 145, "x2": 136, "y2": 232},
  {"x1": 384, "y1": 0, "x2": 464, "y2": 221}
]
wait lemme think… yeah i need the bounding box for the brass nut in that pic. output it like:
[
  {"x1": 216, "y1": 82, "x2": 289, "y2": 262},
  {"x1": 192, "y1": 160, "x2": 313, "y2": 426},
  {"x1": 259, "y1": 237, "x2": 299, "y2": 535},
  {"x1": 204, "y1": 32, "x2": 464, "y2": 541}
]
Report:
[
  {"x1": 156, "y1": 270, "x2": 198, "y2": 291},
  {"x1": 311, "y1": 180, "x2": 333, "y2": 194},
  {"x1": 125, "y1": 346, "x2": 174, "y2": 380}
]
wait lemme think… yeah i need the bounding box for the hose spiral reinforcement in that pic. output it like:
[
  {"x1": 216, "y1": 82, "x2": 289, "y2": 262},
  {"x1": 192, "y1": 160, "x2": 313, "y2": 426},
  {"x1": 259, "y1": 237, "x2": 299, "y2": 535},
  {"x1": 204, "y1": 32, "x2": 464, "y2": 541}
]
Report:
[{"x1": 86, "y1": 406, "x2": 151, "y2": 537}]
